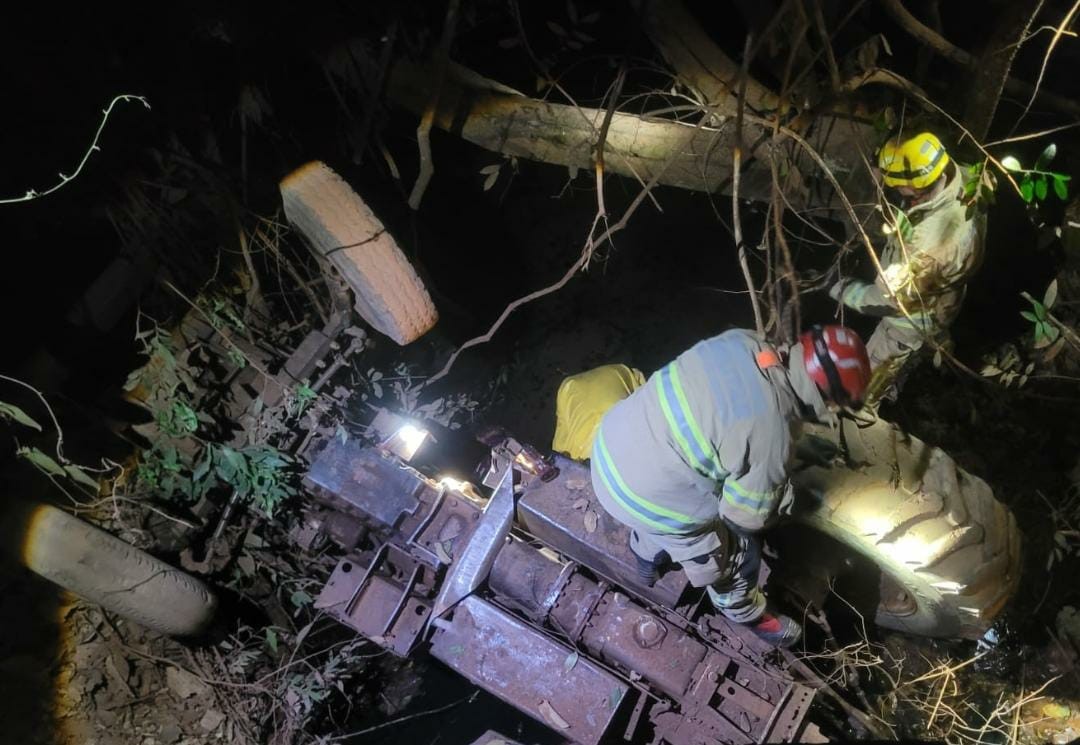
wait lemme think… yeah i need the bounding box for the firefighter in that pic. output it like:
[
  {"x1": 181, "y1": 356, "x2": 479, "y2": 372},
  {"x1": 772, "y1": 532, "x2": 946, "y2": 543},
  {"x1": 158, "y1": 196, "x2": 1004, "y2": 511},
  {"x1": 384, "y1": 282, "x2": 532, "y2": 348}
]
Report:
[
  {"x1": 830, "y1": 131, "x2": 986, "y2": 406},
  {"x1": 590, "y1": 326, "x2": 871, "y2": 648}
]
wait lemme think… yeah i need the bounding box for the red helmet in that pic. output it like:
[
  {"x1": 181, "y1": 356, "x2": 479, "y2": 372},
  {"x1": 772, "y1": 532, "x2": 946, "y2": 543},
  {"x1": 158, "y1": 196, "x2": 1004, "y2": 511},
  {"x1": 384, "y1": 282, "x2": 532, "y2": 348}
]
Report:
[{"x1": 800, "y1": 325, "x2": 871, "y2": 407}]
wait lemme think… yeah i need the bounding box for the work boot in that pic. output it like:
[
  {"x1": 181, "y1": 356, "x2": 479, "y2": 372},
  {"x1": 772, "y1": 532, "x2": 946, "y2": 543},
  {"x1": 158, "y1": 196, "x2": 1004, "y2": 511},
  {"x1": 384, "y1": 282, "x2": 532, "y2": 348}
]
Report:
[{"x1": 743, "y1": 611, "x2": 803, "y2": 648}]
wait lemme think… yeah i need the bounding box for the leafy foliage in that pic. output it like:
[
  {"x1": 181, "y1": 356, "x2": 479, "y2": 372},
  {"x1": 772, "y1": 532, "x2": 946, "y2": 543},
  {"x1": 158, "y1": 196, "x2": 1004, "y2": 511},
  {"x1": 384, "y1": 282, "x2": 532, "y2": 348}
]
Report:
[
  {"x1": 193, "y1": 444, "x2": 296, "y2": 517},
  {"x1": 980, "y1": 344, "x2": 1033, "y2": 388},
  {"x1": 127, "y1": 310, "x2": 299, "y2": 516},
  {"x1": 1021, "y1": 280, "x2": 1061, "y2": 349},
  {"x1": 961, "y1": 161, "x2": 998, "y2": 216},
  {"x1": 1000, "y1": 143, "x2": 1071, "y2": 205}
]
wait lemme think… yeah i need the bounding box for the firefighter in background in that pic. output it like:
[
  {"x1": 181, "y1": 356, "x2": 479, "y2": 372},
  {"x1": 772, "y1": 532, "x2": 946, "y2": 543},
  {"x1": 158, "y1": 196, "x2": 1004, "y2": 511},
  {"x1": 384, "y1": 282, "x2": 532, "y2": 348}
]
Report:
[
  {"x1": 830, "y1": 131, "x2": 987, "y2": 406},
  {"x1": 586, "y1": 326, "x2": 871, "y2": 648}
]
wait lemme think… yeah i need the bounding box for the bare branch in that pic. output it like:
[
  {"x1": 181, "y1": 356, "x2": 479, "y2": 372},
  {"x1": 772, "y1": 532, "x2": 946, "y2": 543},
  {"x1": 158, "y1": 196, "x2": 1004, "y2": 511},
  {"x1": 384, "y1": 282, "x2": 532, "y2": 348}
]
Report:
[
  {"x1": 1014, "y1": 0, "x2": 1080, "y2": 130},
  {"x1": 424, "y1": 144, "x2": 681, "y2": 386},
  {"x1": 0, "y1": 95, "x2": 150, "y2": 205},
  {"x1": 879, "y1": 0, "x2": 1080, "y2": 117},
  {"x1": 732, "y1": 33, "x2": 766, "y2": 336}
]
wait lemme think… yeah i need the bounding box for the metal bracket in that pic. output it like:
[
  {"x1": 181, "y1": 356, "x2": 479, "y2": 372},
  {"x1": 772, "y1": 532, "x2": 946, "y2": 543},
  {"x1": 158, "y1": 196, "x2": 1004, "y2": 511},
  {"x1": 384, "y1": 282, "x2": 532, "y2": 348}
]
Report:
[{"x1": 429, "y1": 466, "x2": 515, "y2": 619}]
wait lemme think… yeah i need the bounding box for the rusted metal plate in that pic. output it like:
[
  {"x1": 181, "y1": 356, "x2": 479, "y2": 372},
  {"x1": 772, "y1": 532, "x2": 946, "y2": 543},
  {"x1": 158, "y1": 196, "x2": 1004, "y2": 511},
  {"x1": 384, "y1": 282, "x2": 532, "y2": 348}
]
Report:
[
  {"x1": 759, "y1": 683, "x2": 816, "y2": 743},
  {"x1": 580, "y1": 591, "x2": 707, "y2": 699},
  {"x1": 431, "y1": 596, "x2": 629, "y2": 745},
  {"x1": 314, "y1": 546, "x2": 432, "y2": 656},
  {"x1": 304, "y1": 440, "x2": 425, "y2": 528},
  {"x1": 518, "y1": 455, "x2": 690, "y2": 608}
]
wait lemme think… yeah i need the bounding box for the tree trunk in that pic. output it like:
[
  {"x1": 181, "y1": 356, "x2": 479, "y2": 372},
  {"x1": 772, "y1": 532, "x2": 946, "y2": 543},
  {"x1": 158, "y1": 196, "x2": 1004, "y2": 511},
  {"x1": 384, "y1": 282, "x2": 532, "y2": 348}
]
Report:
[
  {"x1": 385, "y1": 0, "x2": 884, "y2": 213},
  {"x1": 961, "y1": 0, "x2": 1043, "y2": 140},
  {"x1": 388, "y1": 59, "x2": 786, "y2": 203}
]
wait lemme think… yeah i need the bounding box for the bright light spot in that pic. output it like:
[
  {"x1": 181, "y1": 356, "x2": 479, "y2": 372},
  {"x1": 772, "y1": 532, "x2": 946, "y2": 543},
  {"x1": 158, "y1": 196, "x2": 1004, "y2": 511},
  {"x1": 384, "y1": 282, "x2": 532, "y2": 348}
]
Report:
[
  {"x1": 931, "y1": 580, "x2": 963, "y2": 594},
  {"x1": 891, "y1": 534, "x2": 931, "y2": 566},
  {"x1": 857, "y1": 514, "x2": 895, "y2": 539},
  {"x1": 437, "y1": 476, "x2": 483, "y2": 502},
  {"x1": 384, "y1": 424, "x2": 428, "y2": 460}
]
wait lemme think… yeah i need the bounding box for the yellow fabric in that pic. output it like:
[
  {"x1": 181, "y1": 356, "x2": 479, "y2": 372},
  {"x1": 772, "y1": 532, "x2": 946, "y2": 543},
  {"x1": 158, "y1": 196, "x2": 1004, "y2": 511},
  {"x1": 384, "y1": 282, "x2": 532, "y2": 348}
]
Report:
[
  {"x1": 552, "y1": 364, "x2": 646, "y2": 460},
  {"x1": 879, "y1": 132, "x2": 949, "y2": 189}
]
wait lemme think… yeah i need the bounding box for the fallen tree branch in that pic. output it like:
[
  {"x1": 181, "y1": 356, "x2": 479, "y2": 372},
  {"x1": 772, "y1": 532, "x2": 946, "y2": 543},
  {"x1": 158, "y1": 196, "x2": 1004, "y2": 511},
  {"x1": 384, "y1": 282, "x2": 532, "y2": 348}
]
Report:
[{"x1": 388, "y1": 58, "x2": 782, "y2": 203}]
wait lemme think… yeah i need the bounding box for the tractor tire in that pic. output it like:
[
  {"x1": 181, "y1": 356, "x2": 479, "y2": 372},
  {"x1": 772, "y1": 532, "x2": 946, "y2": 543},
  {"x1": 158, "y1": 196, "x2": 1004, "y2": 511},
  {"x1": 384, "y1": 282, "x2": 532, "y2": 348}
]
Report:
[
  {"x1": 790, "y1": 417, "x2": 1021, "y2": 639},
  {"x1": 20, "y1": 504, "x2": 218, "y2": 637},
  {"x1": 280, "y1": 161, "x2": 438, "y2": 345}
]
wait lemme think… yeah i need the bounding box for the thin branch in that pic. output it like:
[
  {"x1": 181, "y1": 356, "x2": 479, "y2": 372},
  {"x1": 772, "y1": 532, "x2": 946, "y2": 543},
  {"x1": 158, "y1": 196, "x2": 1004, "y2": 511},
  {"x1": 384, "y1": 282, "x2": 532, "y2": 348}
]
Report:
[
  {"x1": 985, "y1": 119, "x2": 1080, "y2": 146},
  {"x1": 808, "y1": 0, "x2": 842, "y2": 92},
  {"x1": 328, "y1": 691, "x2": 478, "y2": 742},
  {"x1": 0, "y1": 373, "x2": 67, "y2": 462},
  {"x1": 1014, "y1": 0, "x2": 1080, "y2": 129},
  {"x1": 879, "y1": 0, "x2": 1080, "y2": 117},
  {"x1": 732, "y1": 33, "x2": 766, "y2": 336},
  {"x1": 407, "y1": 0, "x2": 461, "y2": 210},
  {"x1": 0, "y1": 95, "x2": 150, "y2": 205},
  {"x1": 424, "y1": 143, "x2": 681, "y2": 386},
  {"x1": 1021, "y1": 291, "x2": 1080, "y2": 351},
  {"x1": 593, "y1": 61, "x2": 628, "y2": 224}
]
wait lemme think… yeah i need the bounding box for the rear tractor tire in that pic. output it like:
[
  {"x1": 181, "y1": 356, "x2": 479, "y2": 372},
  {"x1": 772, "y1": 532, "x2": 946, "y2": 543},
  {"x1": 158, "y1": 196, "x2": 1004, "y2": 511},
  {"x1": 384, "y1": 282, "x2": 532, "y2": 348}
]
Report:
[{"x1": 789, "y1": 418, "x2": 1021, "y2": 639}]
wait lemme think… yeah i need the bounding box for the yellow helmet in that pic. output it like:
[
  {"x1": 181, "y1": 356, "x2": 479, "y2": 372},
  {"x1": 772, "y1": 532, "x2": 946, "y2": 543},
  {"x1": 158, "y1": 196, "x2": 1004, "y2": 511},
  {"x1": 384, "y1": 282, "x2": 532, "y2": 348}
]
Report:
[{"x1": 878, "y1": 132, "x2": 950, "y2": 189}]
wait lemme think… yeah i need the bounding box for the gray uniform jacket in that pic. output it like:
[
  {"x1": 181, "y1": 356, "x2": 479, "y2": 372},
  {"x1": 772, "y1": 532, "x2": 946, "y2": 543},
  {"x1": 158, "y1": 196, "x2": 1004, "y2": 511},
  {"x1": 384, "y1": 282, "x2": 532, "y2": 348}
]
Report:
[{"x1": 590, "y1": 330, "x2": 829, "y2": 561}]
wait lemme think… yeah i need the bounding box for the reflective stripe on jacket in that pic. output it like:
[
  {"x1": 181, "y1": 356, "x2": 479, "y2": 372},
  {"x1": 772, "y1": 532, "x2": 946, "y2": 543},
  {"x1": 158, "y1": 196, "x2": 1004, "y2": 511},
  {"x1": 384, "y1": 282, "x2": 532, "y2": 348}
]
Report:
[{"x1": 590, "y1": 330, "x2": 819, "y2": 543}]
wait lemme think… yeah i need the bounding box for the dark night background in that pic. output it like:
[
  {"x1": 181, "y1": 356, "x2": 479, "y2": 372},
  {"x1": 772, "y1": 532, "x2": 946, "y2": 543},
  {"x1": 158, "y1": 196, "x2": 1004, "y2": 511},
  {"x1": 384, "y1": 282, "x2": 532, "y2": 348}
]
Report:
[{"x1": 2, "y1": 1, "x2": 1079, "y2": 743}]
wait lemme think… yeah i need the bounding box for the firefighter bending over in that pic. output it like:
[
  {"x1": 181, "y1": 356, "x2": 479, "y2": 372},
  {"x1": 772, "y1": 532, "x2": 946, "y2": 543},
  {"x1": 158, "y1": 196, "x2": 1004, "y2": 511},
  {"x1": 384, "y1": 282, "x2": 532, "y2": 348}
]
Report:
[
  {"x1": 589, "y1": 326, "x2": 871, "y2": 648},
  {"x1": 830, "y1": 131, "x2": 986, "y2": 406}
]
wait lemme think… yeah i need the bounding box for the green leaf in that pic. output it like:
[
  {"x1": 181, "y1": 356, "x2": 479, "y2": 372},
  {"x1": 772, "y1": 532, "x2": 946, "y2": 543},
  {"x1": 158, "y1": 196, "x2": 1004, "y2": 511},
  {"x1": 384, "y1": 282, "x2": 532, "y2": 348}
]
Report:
[
  {"x1": 1021, "y1": 177, "x2": 1035, "y2": 203},
  {"x1": 0, "y1": 401, "x2": 42, "y2": 431},
  {"x1": 293, "y1": 382, "x2": 317, "y2": 417},
  {"x1": 1035, "y1": 142, "x2": 1057, "y2": 171},
  {"x1": 1044, "y1": 279, "x2": 1059, "y2": 309},
  {"x1": 1020, "y1": 310, "x2": 1039, "y2": 323},
  {"x1": 1054, "y1": 175, "x2": 1069, "y2": 200},
  {"x1": 265, "y1": 627, "x2": 279, "y2": 654},
  {"x1": 1034, "y1": 299, "x2": 1047, "y2": 320},
  {"x1": 1034, "y1": 322, "x2": 1052, "y2": 348},
  {"x1": 1000, "y1": 155, "x2": 1023, "y2": 172},
  {"x1": 17, "y1": 447, "x2": 66, "y2": 477},
  {"x1": 64, "y1": 464, "x2": 100, "y2": 490},
  {"x1": 290, "y1": 590, "x2": 313, "y2": 609},
  {"x1": 1035, "y1": 176, "x2": 1048, "y2": 201}
]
